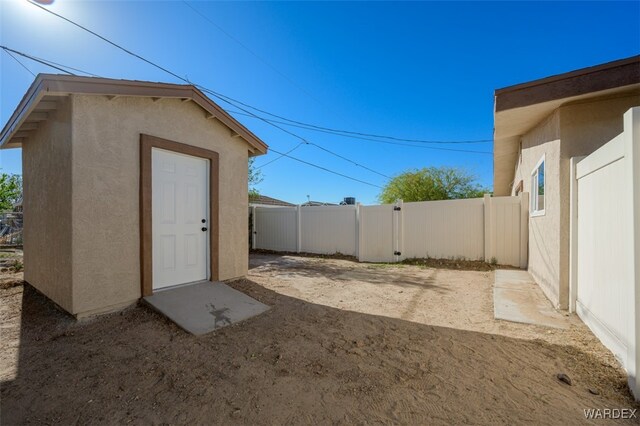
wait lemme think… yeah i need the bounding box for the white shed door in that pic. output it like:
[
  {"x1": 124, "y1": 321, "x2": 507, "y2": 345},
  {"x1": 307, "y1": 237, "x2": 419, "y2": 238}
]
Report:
[{"x1": 152, "y1": 148, "x2": 209, "y2": 290}]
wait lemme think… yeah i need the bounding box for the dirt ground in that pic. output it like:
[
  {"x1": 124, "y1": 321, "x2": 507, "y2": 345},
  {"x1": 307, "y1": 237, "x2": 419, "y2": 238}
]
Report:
[{"x1": 1, "y1": 253, "x2": 638, "y2": 424}]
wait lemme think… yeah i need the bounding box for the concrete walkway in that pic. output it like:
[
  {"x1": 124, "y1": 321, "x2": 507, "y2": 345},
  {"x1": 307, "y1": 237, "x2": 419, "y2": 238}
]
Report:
[
  {"x1": 493, "y1": 270, "x2": 569, "y2": 329},
  {"x1": 144, "y1": 281, "x2": 269, "y2": 335}
]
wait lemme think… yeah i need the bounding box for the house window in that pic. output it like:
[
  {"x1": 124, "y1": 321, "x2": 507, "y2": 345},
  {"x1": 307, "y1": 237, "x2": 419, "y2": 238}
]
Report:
[{"x1": 531, "y1": 154, "x2": 545, "y2": 216}]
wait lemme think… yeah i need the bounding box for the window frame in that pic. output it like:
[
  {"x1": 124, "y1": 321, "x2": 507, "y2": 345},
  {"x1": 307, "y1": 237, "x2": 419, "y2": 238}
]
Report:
[{"x1": 530, "y1": 154, "x2": 546, "y2": 217}]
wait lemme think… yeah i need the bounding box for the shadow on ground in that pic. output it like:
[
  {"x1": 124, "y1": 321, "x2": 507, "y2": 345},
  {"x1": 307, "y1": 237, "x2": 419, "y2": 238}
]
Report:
[
  {"x1": 250, "y1": 253, "x2": 451, "y2": 294},
  {"x1": 1, "y1": 279, "x2": 637, "y2": 425}
]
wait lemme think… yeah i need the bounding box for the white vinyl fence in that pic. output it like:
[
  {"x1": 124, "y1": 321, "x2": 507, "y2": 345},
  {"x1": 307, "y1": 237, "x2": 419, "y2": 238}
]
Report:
[
  {"x1": 252, "y1": 194, "x2": 528, "y2": 267},
  {"x1": 402, "y1": 198, "x2": 485, "y2": 261},
  {"x1": 569, "y1": 107, "x2": 640, "y2": 399},
  {"x1": 300, "y1": 205, "x2": 358, "y2": 255}
]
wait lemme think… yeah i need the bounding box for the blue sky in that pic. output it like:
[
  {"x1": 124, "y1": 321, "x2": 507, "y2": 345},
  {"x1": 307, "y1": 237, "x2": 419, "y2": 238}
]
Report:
[{"x1": 1, "y1": 1, "x2": 639, "y2": 204}]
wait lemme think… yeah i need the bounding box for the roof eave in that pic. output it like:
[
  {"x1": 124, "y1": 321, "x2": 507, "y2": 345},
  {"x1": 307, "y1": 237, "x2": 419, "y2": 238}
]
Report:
[{"x1": 0, "y1": 74, "x2": 269, "y2": 154}]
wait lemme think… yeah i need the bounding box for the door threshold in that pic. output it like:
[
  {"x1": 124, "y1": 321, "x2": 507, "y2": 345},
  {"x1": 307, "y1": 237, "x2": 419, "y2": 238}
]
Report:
[{"x1": 153, "y1": 279, "x2": 212, "y2": 293}]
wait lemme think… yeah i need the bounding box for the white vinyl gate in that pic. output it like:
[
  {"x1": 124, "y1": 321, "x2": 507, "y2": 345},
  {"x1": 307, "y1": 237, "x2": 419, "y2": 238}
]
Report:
[
  {"x1": 570, "y1": 107, "x2": 640, "y2": 399},
  {"x1": 357, "y1": 204, "x2": 399, "y2": 263}
]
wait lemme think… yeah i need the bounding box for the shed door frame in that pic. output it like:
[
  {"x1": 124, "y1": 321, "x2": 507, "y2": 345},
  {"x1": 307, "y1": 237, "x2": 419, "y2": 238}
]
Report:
[{"x1": 140, "y1": 133, "x2": 219, "y2": 296}]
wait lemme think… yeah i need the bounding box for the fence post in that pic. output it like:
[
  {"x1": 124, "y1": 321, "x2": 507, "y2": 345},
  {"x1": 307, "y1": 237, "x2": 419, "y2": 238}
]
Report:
[
  {"x1": 395, "y1": 199, "x2": 403, "y2": 262},
  {"x1": 623, "y1": 107, "x2": 640, "y2": 400},
  {"x1": 483, "y1": 194, "x2": 492, "y2": 262},
  {"x1": 568, "y1": 157, "x2": 583, "y2": 313},
  {"x1": 251, "y1": 206, "x2": 257, "y2": 250},
  {"x1": 296, "y1": 205, "x2": 302, "y2": 253},
  {"x1": 519, "y1": 191, "x2": 529, "y2": 269},
  {"x1": 355, "y1": 203, "x2": 360, "y2": 259}
]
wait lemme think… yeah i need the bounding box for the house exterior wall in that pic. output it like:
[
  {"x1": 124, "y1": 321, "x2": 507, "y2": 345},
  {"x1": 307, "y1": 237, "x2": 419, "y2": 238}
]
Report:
[
  {"x1": 511, "y1": 111, "x2": 562, "y2": 306},
  {"x1": 558, "y1": 93, "x2": 640, "y2": 309},
  {"x1": 511, "y1": 93, "x2": 640, "y2": 309},
  {"x1": 69, "y1": 95, "x2": 250, "y2": 316},
  {"x1": 22, "y1": 97, "x2": 74, "y2": 312}
]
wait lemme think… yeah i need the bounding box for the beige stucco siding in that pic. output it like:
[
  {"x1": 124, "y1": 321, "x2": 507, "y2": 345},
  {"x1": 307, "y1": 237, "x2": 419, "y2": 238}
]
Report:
[
  {"x1": 22, "y1": 97, "x2": 73, "y2": 312},
  {"x1": 557, "y1": 94, "x2": 640, "y2": 309},
  {"x1": 70, "y1": 95, "x2": 250, "y2": 316},
  {"x1": 511, "y1": 111, "x2": 563, "y2": 307},
  {"x1": 511, "y1": 94, "x2": 640, "y2": 309}
]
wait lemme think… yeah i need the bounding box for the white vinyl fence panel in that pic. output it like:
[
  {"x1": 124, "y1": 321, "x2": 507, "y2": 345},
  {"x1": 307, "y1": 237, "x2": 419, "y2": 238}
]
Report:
[
  {"x1": 300, "y1": 205, "x2": 358, "y2": 256},
  {"x1": 253, "y1": 206, "x2": 297, "y2": 252},
  {"x1": 575, "y1": 132, "x2": 633, "y2": 386},
  {"x1": 402, "y1": 198, "x2": 484, "y2": 261},
  {"x1": 570, "y1": 107, "x2": 640, "y2": 399},
  {"x1": 484, "y1": 195, "x2": 528, "y2": 268}
]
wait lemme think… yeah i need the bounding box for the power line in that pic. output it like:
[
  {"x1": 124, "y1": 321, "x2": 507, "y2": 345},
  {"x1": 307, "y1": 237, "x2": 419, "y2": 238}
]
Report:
[
  {"x1": 27, "y1": 1, "x2": 491, "y2": 147},
  {"x1": 2, "y1": 43, "x2": 387, "y2": 183},
  {"x1": 3, "y1": 42, "x2": 385, "y2": 188},
  {"x1": 268, "y1": 147, "x2": 383, "y2": 188},
  {"x1": 23, "y1": 2, "x2": 485, "y2": 189},
  {"x1": 27, "y1": 54, "x2": 99, "y2": 77},
  {"x1": 304, "y1": 143, "x2": 392, "y2": 178},
  {"x1": 3, "y1": 49, "x2": 36, "y2": 77},
  {"x1": 181, "y1": 1, "x2": 326, "y2": 108},
  {"x1": 195, "y1": 84, "x2": 391, "y2": 175},
  {"x1": 227, "y1": 109, "x2": 493, "y2": 155},
  {"x1": 256, "y1": 142, "x2": 305, "y2": 169},
  {"x1": 1, "y1": 46, "x2": 74, "y2": 75},
  {"x1": 1, "y1": 46, "x2": 99, "y2": 77},
  {"x1": 211, "y1": 89, "x2": 494, "y2": 145},
  {"x1": 23, "y1": 2, "x2": 394, "y2": 181}
]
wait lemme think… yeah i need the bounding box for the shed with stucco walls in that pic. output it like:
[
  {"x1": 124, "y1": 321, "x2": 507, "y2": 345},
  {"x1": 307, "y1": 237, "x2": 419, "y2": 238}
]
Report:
[{"x1": 0, "y1": 74, "x2": 268, "y2": 318}]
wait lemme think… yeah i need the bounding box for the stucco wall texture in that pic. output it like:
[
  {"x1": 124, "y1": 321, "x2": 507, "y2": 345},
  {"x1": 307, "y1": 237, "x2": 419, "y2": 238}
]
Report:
[
  {"x1": 512, "y1": 111, "x2": 562, "y2": 307},
  {"x1": 24, "y1": 94, "x2": 252, "y2": 317},
  {"x1": 22, "y1": 97, "x2": 74, "y2": 312},
  {"x1": 512, "y1": 93, "x2": 640, "y2": 308},
  {"x1": 70, "y1": 95, "x2": 251, "y2": 316}
]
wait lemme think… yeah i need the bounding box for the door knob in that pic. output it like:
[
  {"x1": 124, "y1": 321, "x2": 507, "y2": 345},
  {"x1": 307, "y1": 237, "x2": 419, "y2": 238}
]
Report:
[{"x1": 201, "y1": 227, "x2": 208, "y2": 232}]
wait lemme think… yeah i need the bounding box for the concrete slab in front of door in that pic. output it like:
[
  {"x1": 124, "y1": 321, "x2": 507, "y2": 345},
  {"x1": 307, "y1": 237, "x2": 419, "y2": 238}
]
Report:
[
  {"x1": 493, "y1": 270, "x2": 569, "y2": 329},
  {"x1": 144, "y1": 281, "x2": 269, "y2": 335}
]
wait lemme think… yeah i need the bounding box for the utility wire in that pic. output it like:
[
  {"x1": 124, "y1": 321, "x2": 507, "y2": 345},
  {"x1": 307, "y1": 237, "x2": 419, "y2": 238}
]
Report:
[
  {"x1": 3, "y1": 49, "x2": 36, "y2": 77},
  {"x1": 212, "y1": 88, "x2": 493, "y2": 145},
  {"x1": 256, "y1": 142, "x2": 305, "y2": 169},
  {"x1": 27, "y1": 1, "x2": 492, "y2": 147},
  {"x1": 268, "y1": 147, "x2": 383, "y2": 188},
  {"x1": 1, "y1": 46, "x2": 99, "y2": 77},
  {"x1": 181, "y1": 1, "x2": 326, "y2": 108},
  {"x1": 227, "y1": 109, "x2": 493, "y2": 155},
  {"x1": 199, "y1": 83, "x2": 394, "y2": 174},
  {"x1": 4, "y1": 41, "x2": 385, "y2": 187},
  {"x1": 23, "y1": 2, "x2": 392, "y2": 181},
  {"x1": 1, "y1": 46, "x2": 74, "y2": 75}
]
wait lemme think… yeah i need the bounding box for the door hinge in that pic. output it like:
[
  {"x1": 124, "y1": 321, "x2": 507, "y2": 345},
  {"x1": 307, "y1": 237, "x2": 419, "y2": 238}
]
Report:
[
  {"x1": 394, "y1": 251, "x2": 402, "y2": 256},
  {"x1": 393, "y1": 206, "x2": 401, "y2": 211}
]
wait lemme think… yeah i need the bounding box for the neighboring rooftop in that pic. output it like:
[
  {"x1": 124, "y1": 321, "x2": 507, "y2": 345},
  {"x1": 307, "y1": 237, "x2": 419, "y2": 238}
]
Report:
[
  {"x1": 301, "y1": 201, "x2": 338, "y2": 206},
  {"x1": 0, "y1": 74, "x2": 268, "y2": 155},
  {"x1": 250, "y1": 195, "x2": 295, "y2": 207}
]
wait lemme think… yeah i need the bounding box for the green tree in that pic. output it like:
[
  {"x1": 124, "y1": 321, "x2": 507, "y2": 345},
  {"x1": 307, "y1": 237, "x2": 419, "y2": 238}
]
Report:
[
  {"x1": 0, "y1": 173, "x2": 22, "y2": 211},
  {"x1": 248, "y1": 158, "x2": 263, "y2": 201},
  {"x1": 378, "y1": 167, "x2": 488, "y2": 204}
]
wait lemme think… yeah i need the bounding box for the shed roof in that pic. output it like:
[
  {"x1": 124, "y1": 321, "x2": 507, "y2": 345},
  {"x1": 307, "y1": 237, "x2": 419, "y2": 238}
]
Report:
[{"x1": 0, "y1": 74, "x2": 269, "y2": 155}]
